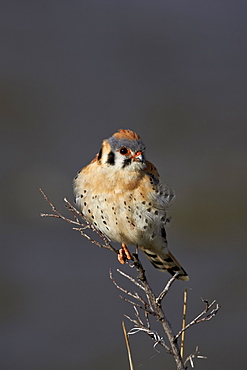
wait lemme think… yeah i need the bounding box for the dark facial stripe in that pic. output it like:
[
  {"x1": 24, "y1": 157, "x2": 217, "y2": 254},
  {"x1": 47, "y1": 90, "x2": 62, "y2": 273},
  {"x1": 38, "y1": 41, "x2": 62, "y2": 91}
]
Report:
[
  {"x1": 122, "y1": 158, "x2": 132, "y2": 168},
  {"x1": 97, "y1": 147, "x2": 102, "y2": 162},
  {"x1": 106, "y1": 151, "x2": 115, "y2": 165}
]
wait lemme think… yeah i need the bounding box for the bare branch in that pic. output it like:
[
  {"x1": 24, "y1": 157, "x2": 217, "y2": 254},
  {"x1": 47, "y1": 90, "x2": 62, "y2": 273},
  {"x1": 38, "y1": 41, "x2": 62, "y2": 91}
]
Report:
[
  {"x1": 123, "y1": 313, "x2": 171, "y2": 352},
  {"x1": 174, "y1": 299, "x2": 220, "y2": 341},
  {"x1": 64, "y1": 197, "x2": 84, "y2": 224},
  {"x1": 119, "y1": 295, "x2": 158, "y2": 318},
  {"x1": 73, "y1": 227, "x2": 113, "y2": 250},
  {"x1": 133, "y1": 306, "x2": 144, "y2": 326},
  {"x1": 127, "y1": 326, "x2": 171, "y2": 353},
  {"x1": 144, "y1": 309, "x2": 151, "y2": 330},
  {"x1": 156, "y1": 272, "x2": 180, "y2": 304},
  {"x1": 40, "y1": 190, "x2": 220, "y2": 370},
  {"x1": 184, "y1": 346, "x2": 207, "y2": 368},
  {"x1": 109, "y1": 269, "x2": 147, "y2": 305},
  {"x1": 128, "y1": 253, "x2": 186, "y2": 369},
  {"x1": 124, "y1": 314, "x2": 140, "y2": 326},
  {"x1": 40, "y1": 188, "x2": 118, "y2": 254},
  {"x1": 116, "y1": 269, "x2": 145, "y2": 292}
]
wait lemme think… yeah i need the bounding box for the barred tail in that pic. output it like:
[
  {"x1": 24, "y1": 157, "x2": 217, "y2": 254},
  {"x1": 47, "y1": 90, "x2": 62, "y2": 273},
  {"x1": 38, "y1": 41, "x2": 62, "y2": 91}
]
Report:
[{"x1": 142, "y1": 248, "x2": 189, "y2": 281}]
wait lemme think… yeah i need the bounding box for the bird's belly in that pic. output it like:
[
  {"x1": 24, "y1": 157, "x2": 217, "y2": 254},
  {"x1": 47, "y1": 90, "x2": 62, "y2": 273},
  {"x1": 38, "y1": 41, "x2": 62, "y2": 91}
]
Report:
[{"x1": 77, "y1": 190, "x2": 165, "y2": 247}]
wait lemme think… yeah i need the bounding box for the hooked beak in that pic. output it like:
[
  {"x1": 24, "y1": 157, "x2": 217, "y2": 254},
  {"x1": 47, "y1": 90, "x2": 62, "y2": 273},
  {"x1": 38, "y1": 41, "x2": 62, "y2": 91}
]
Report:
[{"x1": 132, "y1": 151, "x2": 144, "y2": 163}]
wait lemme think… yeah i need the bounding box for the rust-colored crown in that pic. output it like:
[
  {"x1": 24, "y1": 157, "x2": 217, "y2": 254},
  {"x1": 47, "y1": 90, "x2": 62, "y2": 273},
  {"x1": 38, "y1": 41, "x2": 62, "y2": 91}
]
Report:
[{"x1": 113, "y1": 129, "x2": 141, "y2": 141}]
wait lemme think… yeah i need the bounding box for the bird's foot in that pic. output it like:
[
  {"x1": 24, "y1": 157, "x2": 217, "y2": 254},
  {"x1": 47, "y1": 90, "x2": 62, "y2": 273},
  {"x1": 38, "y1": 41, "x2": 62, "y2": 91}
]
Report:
[{"x1": 118, "y1": 243, "x2": 132, "y2": 264}]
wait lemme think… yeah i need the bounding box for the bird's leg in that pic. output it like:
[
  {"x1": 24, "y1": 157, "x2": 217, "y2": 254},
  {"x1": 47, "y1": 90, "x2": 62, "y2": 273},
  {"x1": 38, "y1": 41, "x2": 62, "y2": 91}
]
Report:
[
  {"x1": 118, "y1": 243, "x2": 132, "y2": 264},
  {"x1": 122, "y1": 243, "x2": 132, "y2": 260}
]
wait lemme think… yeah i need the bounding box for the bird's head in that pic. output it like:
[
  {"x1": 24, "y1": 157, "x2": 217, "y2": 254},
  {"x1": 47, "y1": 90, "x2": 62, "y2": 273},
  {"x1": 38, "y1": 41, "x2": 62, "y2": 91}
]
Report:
[{"x1": 97, "y1": 129, "x2": 146, "y2": 172}]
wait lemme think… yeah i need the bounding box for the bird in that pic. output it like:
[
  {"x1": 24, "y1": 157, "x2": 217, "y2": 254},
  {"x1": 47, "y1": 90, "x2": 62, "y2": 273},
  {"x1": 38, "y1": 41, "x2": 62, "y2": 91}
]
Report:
[{"x1": 73, "y1": 129, "x2": 189, "y2": 281}]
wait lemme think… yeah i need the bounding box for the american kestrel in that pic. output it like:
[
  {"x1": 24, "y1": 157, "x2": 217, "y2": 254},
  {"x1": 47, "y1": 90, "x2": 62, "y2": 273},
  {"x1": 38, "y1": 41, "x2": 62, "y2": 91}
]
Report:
[{"x1": 73, "y1": 129, "x2": 189, "y2": 281}]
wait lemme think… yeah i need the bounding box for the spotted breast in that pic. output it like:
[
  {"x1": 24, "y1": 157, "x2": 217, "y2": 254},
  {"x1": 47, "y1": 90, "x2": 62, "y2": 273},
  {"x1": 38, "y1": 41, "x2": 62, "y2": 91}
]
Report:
[{"x1": 73, "y1": 129, "x2": 189, "y2": 281}]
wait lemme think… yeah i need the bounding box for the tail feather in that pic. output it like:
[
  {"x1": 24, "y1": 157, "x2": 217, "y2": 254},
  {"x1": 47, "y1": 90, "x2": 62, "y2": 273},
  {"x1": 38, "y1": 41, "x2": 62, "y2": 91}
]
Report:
[{"x1": 142, "y1": 248, "x2": 189, "y2": 281}]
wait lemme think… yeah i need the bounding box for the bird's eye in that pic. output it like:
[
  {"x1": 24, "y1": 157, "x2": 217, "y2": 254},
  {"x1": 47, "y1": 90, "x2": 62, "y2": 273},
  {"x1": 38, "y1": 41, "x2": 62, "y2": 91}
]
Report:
[{"x1": 119, "y1": 147, "x2": 129, "y2": 155}]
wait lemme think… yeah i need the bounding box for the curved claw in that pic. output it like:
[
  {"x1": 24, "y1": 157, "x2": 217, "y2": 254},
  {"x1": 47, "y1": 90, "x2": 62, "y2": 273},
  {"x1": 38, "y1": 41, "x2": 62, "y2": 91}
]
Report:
[{"x1": 118, "y1": 243, "x2": 132, "y2": 264}]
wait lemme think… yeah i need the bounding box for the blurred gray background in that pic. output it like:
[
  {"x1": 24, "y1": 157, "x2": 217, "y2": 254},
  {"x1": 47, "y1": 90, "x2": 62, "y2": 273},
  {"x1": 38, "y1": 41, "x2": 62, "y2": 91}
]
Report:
[{"x1": 1, "y1": 1, "x2": 246, "y2": 369}]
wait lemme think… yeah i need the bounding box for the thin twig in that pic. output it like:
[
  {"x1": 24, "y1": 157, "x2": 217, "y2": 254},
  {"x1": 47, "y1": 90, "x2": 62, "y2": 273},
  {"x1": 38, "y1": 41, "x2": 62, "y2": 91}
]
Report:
[
  {"x1": 110, "y1": 270, "x2": 147, "y2": 305},
  {"x1": 175, "y1": 299, "x2": 220, "y2": 341},
  {"x1": 180, "y1": 288, "x2": 188, "y2": 359},
  {"x1": 119, "y1": 295, "x2": 158, "y2": 318},
  {"x1": 124, "y1": 314, "x2": 141, "y2": 327},
  {"x1": 144, "y1": 309, "x2": 151, "y2": 329},
  {"x1": 40, "y1": 188, "x2": 119, "y2": 254},
  {"x1": 131, "y1": 254, "x2": 156, "y2": 312},
  {"x1": 122, "y1": 321, "x2": 135, "y2": 370},
  {"x1": 184, "y1": 346, "x2": 207, "y2": 368},
  {"x1": 73, "y1": 227, "x2": 115, "y2": 251},
  {"x1": 64, "y1": 197, "x2": 83, "y2": 224},
  {"x1": 156, "y1": 272, "x2": 179, "y2": 304},
  {"x1": 127, "y1": 325, "x2": 171, "y2": 353},
  {"x1": 116, "y1": 269, "x2": 145, "y2": 291},
  {"x1": 133, "y1": 306, "x2": 144, "y2": 326}
]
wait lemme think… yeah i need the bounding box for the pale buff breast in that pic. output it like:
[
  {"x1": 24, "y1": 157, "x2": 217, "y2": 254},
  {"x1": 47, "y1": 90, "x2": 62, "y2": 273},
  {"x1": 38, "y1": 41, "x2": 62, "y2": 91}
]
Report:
[{"x1": 73, "y1": 162, "x2": 170, "y2": 249}]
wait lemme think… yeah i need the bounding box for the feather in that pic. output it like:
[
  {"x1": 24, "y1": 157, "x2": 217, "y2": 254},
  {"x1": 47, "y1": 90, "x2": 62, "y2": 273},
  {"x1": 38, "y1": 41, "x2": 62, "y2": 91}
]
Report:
[
  {"x1": 113, "y1": 129, "x2": 141, "y2": 141},
  {"x1": 142, "y1": 248, "x2": 189, "y2": 281},
  {"x1": 144, "y1": 160, "x2": 160, "y2": 181}
]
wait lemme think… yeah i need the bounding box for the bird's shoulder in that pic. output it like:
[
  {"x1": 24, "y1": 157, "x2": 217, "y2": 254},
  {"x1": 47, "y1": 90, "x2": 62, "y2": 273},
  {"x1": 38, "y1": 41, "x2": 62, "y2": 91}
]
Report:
[{"x1": 143, "y1": 160, "x2": 160, "y2": 182}]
